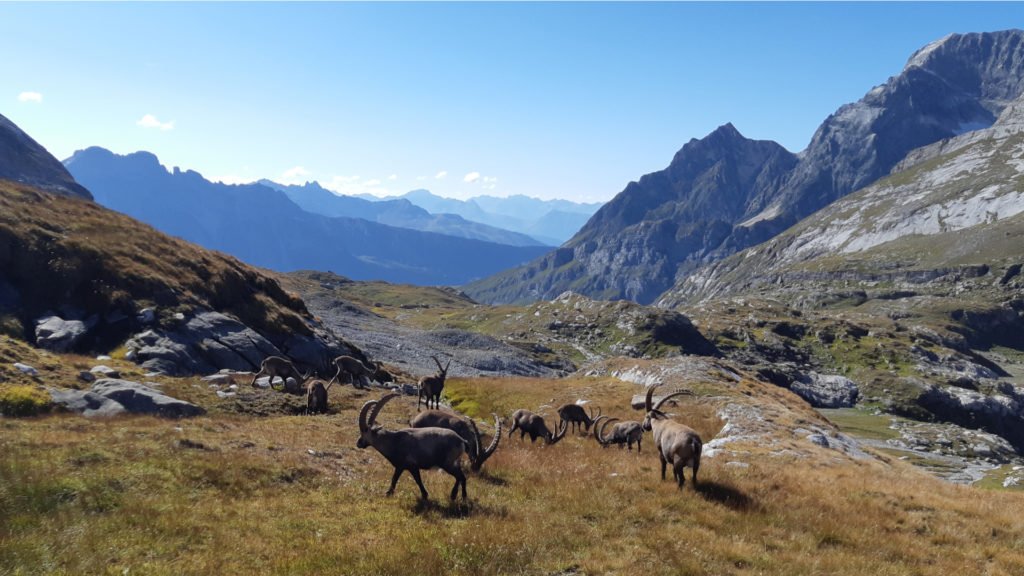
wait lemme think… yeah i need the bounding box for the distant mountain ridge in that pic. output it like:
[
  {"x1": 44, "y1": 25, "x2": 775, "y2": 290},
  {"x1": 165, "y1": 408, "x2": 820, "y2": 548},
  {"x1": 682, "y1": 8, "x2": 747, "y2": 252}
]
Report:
[
  {"x1": 465, "y1": 29, "x2": 1024, "y2": 305},
  {"x1": 371, "y1": 189, "x2": 603, "y2": 246},
  {"x1": 0, "y1": 112, "x2": 92, "y2": 199},
  {"x1": 64, "y1": 147, "x2": 550, "y2": 286},
  {"x1": 261, "y1": 179, "x2": 545, "y2": 247}
]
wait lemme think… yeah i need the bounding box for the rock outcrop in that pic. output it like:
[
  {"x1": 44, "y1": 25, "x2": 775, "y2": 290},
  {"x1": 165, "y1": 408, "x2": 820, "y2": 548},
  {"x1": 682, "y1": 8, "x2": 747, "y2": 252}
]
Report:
[
  {"x1": 49, "y1": 379, "x2": 205, "y2": 418},
  {"x1": 0, "y1": 113, "x2": 92, "y2": 199}
]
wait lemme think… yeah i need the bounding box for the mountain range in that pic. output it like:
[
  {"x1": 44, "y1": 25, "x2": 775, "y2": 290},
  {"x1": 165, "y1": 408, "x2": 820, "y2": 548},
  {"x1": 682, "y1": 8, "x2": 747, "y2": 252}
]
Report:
[
  {"x1": 260, "y1": 179, "x2": 545, "y2": 247},
  {"x1": 464, "y1": 29, "x2": 1024, "y2": 305},
  {"x1": 63, "y1": 147, "x2": 550, "y2": 286},
  {"x1": 0, "y1": 113, "x2": 92, "y2": 199},
  {"x1": 367, "y1": 189, "x2": 603, "y2": 246}
]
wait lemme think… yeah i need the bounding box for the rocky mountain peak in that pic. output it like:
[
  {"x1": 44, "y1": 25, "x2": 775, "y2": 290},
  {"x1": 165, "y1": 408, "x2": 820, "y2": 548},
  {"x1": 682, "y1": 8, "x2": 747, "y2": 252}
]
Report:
[{"x1": 0, "y1": 113, "x2": 92, "y2": 199}]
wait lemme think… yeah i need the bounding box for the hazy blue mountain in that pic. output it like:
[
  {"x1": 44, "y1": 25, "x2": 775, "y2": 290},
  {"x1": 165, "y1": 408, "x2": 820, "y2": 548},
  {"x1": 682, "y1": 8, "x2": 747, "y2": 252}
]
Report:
[
  {"x1": 63, "y1": 147, "x2": 551, "y2": 285},
  {"x1": 465, "y1": 29, "x2": 1024, "y2": 305},
  {"x1": 0, "y1": 112, "x2": 92, "y2": 199},
  {"x1": 262, "y1": 180, "x2": 545, "y2": 247},
  {"x1": 368, "y1": 189, "x2": 602, "y2": 245}
]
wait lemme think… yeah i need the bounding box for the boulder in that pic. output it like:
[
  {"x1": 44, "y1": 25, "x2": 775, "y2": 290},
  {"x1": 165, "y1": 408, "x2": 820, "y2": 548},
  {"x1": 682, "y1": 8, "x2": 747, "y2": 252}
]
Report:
[
  {"x1": 137, "y1": 308, "x2": 156, "y2": 324},
  {"x1": 78, "y1": 370, "x2": 96, "y2": 383},
  {"x1": 14, "y1": 362, "x2": 39, "y2": 376},
  {"x1": 90, "y1": 379, "x2": 205, "y2": 418},
  {"x1": 34, "y1": 315, "x2": 90, "y2": 352},
  {"x1": 48, "y1": 388, "x2": 125, "y2": 417},
  {"x1": 90, "y1": 365, "x2": 121, "y2": 379},
  {"x1": 790, "y1": 373, "x2": 859, "y2": 408}
]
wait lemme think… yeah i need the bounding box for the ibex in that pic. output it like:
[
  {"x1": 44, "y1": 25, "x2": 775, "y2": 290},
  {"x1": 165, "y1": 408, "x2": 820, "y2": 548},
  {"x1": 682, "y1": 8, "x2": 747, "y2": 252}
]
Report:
[
  {"x1": 371, "y1": 361, "x2": 394, "y2": 383},
  {"x1": 306, "y1": 379, "x2": 329, "y2": 415},
  {"x1": 642, "y1": 384, "x2": 702, "y2": 489},
  {"x1": 507, "y1": 409, "x2": 568, "y2": 445},
  {"x1": 557, "y1": 402, "x2": 601, "y2": 434},
  {"x1": 356, "y1": 393, "x2": 469, "y2": 501},
  {"x1": 592, "y1": 415, "x2": 645, "y2": 452},
  {"x1": 329, "y1": 355, "x2": 375, "y2": 389},
  {"x1": 417, "y1": 356, "x2": 451, "y2": 410},
  {"x1": 250, "y1": 356, "x2": 309, "y2": 390},
  {"x1": 410, "y1": 410, "x2": 502, "y2": 472}
]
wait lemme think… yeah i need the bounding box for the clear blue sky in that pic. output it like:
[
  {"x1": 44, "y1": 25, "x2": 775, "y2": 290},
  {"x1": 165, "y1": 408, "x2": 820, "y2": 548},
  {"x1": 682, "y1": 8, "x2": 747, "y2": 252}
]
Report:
[{"x1": 2, "y1": 2, "x2": 1020, "y2": 201}]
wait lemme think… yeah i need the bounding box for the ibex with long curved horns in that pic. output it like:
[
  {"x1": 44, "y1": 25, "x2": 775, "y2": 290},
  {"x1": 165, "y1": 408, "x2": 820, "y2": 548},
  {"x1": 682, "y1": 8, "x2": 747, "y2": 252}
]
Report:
[
  {"x1": 507, "y1": 409, "x2": 568, "y2": 445},
  {"x1": 356, "y1": 393, "x2": 469, "y2": 501},
  {"x1": 592, "y1": 415, "x2": 644, "y2": 452},
  {"x1": 417, "y1": 356, "x2": 451, "y2": 410},
  {"x1": 410, "y1": 410, "x2": 502, "y2": 472},
  {"x1": 250, "y1": 356, "x2": 309, "y2": 391},
  {"x1": 642, "y1": 383, "x2": 702, "y2": 489},
  {"x1": 557, "y1": 402, "x2": 601, "y2": 434}
]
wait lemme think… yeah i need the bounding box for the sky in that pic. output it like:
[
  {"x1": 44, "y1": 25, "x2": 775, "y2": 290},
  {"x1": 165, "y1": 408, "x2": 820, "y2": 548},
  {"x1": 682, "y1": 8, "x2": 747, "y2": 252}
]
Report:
[{"x1": 2, "y1": 2, "x2": 1021, "y2": 202}]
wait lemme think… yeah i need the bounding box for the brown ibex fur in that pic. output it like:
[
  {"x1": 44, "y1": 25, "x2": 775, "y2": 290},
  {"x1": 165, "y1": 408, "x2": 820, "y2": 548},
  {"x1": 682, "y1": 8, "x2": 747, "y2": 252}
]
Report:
[
  {"x1": 250, "y1": 356, "x2": 309, "y2": 391},
  {"x1": 330, "y1": 355, "x2": 375, "y2": 389},
  {"x1": 356, "y1": 393, "x2": 469, "y2": 501},
  {"x1": 508, "y1": 409, "x2": 568, "y2": 445},
  {"x1": 642, "y1": 384, "x2": 702, "y2": 489},
  {"x1": 558, "y1": 402, "x2": 601, "y2": 435},
  {"x1": 417, "y1": 356, "x2": 451, "y2": 410},
  {"x1": 306, "y1": 379, "x2": 329, "y2": 415},
  {"x1": 410, "y1": 410, "x2": 502, "y2": 472},
  {"x1": 593, "y1": 415, "x2": 644, "y2": 452}
]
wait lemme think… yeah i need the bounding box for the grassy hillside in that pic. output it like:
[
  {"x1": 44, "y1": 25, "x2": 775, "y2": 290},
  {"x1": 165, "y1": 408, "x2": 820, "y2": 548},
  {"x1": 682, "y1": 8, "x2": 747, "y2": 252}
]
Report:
[
  {"x1": 2, "y1": 361, "x2": 1023, "y2": 574},
  {"x1": 0, "y1": 181, "x2": 312, "y2": 347}
]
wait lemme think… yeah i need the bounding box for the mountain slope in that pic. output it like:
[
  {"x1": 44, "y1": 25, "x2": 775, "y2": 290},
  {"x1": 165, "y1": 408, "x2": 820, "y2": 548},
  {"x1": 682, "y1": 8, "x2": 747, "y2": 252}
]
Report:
[
  {"x1": 63, "y1": 148, "x2": 551, "y2": 286},
  {"x1": 661, "y1": 93, "x2": 1024, "y2": 307},
  {"x1": 264, "y1": 180, "x2": 545, "y2": 247},
  {"x1": 0, "y1": 113, "x2": 91, "y2": 199},
  {"x1": 466, "y1": 29, "x2": 1024, "y2": 305}
]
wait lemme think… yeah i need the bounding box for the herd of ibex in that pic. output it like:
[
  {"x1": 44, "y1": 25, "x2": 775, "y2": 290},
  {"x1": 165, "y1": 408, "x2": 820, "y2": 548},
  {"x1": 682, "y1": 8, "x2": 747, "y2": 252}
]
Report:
[{"x1": 246, "y1": 352, "x2": 704, "y2": 501}]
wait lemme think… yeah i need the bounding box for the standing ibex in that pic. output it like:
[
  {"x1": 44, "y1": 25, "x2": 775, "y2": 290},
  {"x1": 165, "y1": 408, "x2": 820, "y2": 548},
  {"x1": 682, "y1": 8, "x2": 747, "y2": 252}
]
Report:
[
  {"x1": 356, "y1": 393, "x2": 469, "y2": 501},
  {"x1": 410, "y1": 410, "x2": 502, "y2": 472},
  {"x1": 306, "y1": 379, "x2": 329, "y2": 415},
  {"x1": 592, "y1": 415, "x2": 645, "y2": 452},
  {"x1": 642, "y1": 384, "x2": 702, "y2": 489},
  {"x1": 507, "y1": 409, "x2": 568, "y2": 445},
  {"x1": 330, "y1": 355, "x2": 375, "y2": 389},
  {"x1": 417, "y1": 356, "x2": 451, "y2": 410},
  {"x1": 250, "y1": 356, "x2": 309, "y2": 391},
  {"x1": 557, "y1": 402, "x2": 601, "y2": 435}
]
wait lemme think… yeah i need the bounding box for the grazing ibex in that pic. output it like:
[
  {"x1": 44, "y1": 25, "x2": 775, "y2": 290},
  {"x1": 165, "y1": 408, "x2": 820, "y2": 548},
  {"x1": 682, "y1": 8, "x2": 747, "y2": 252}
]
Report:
[
  {"x1": 507, "y1": 409, "x2": 568, "y2": 445},
  {"x1": 356, "y1": 393, "x2": 469, "y2": 501},
  {"x1": 306, "y1": 379, "x2": 329, "y2": 415},
  {"x1": 371, "y1": 361, "x2": 394, "y2": 384},
  {"x1": 417, "y1": 356, "x2": 451, "y2": 410},
  {"x1": 410, "y1": 410, "x2": 502, "y2": 472},
  {"x1": 250, "y1": 356, "x2": 309, "y2": 390},
  {"x1": 330, "y1": 355, "x2": 375, "y2": 389},
  {"x1": 642, "y1": 384, "x2": 702, "y2": 489},
  {"x1": 592, "y1": 415, "x2": 645, "y2": 452},
  {"x1": 557, "y1": 402, "x2": 601, "y2": 435}
]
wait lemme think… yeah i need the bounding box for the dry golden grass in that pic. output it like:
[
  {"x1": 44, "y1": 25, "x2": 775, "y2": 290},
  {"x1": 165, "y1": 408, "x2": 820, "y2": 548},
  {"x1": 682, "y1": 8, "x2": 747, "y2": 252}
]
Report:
[{"x1": 2, "y1": 372, "x2": 1023, "y2": 575}]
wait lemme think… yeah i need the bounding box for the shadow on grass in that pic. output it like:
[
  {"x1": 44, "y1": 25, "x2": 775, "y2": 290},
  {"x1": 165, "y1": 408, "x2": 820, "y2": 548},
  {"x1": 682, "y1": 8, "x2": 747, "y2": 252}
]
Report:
[
  {"x1": 474, "y1": 470, "x2": 509, "y2": 486},
  {"x1": 409, "y1": 498, "x2": 506, "y2": 519},
  {"x1": 696, "y1": 480, "x2": 757, "y2": 512}
]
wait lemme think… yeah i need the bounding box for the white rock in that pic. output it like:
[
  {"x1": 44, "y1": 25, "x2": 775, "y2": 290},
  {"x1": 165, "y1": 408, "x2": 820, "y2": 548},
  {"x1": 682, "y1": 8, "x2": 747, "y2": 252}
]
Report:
[{"x1": 14, "y1": 362, "x2": 39, "y2": 376}]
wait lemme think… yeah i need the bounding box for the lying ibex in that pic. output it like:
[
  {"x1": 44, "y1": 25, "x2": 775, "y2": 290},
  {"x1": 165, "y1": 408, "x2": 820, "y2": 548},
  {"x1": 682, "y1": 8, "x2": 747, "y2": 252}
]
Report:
[
  {"x1": 410, "y1": 410, "x2": 502, "y2": 472},
  {"x1": 250, "y1": 356, "x2": 309, "y2": 390},
  {"x1": 558, "y1": 402, "x2": 601, "y2": 434},
  {"x1": 330, "y1": 355, "x2": 375, "y2": 389},
  {"x1": 642, "y1": 384, "x2": 702, "y2": 489},
  {"x1": 417, "y1": 356, "x2": 451, "y2": 410},
  {"x1": 306, "y1": 379, "x2": 329, "y2": 415},
  {"x1": 507, "y1": 409, "x2": 568, "y2": 445},
  {"x1": 592, "y1": 415, "x2": 644, "y2": 452},
  {"x1": 356, "y1": 393, "x2": 469, "y2": 501}
]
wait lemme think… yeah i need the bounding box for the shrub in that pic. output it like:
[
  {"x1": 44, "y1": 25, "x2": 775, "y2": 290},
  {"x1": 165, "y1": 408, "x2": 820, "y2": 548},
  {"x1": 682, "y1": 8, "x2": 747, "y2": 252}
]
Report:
[{"x1": 0, "y1": 385, "x2": 52, "y2": 417}]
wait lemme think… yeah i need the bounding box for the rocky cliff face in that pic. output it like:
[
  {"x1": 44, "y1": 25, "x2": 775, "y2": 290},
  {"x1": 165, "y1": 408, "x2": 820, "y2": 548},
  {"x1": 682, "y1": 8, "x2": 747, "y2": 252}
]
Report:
[
  {"x1": 465, "y1": 30, "x2": 1024, "y2": 305},
  {"x1": 0, "y1": 113, "x2": 92, "y2": 199}
]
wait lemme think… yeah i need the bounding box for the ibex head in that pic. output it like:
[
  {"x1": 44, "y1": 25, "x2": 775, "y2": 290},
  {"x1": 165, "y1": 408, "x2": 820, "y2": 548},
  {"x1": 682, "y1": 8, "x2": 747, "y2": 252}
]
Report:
[
  {"x1": 432, "y1": 355, "x2": 451, "y2": 378},
  {"x1": 641, "y1": 383, "x2": 693, "y2": 431},
  {"x1": 357, "y1": 393, "x2": 400, "y2": 448},
  {"x1": 468, "y1": 414, "x2": 503, "y2": 471}
]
